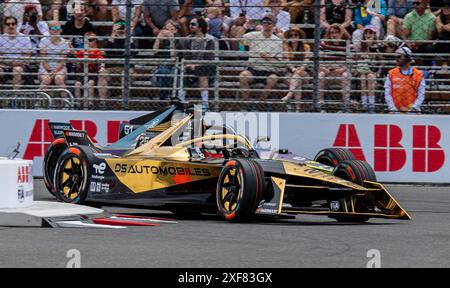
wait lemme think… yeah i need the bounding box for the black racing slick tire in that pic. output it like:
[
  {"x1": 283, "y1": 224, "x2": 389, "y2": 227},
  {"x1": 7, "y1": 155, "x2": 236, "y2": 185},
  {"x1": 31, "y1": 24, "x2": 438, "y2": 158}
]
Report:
[
  {"x1": 332, "y1": 160, "x2": 377, "y2": 186},
  {"x1": 43, "y1": 138, "x2": 68, "y2": 196},
  {"x1": 314, "y1": 148, "x2": 355, "y2": 168},
  {"x1": 216, "y1": 159, "x2": 264, "y2": 222},
  {"x1": 53, "y1": 146, "x2": 93, "y2": 204},
  {"x1": 330, "y1": 160, "x2": 377, "y2": 223}
]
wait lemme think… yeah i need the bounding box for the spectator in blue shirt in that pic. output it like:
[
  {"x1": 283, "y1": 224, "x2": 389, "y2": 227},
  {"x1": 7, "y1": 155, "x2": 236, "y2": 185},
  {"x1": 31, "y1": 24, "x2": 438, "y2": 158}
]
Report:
[
  {"x1": 352, "y1": 0, "x2": 387, "y2": 44},
  {"x1": 386, "y1": 0, "x2": 413, "y2": 37}
]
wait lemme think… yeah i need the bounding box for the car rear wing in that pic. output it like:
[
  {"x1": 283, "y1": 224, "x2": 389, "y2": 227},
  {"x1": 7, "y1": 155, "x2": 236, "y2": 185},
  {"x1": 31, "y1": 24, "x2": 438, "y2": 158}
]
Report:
[
  {"x1": 62, "y1": 129, "x2": 97, "y2": 150},
  {"x1": 48, "y1": 122, "x2": 73, "y2": 138}
]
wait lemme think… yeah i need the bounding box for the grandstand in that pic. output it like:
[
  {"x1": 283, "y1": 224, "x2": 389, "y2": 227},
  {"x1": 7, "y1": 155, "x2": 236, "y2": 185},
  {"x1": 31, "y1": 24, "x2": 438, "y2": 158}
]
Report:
[{"x1": 0, "y1": 0, "x2": 449, "y2": 113}]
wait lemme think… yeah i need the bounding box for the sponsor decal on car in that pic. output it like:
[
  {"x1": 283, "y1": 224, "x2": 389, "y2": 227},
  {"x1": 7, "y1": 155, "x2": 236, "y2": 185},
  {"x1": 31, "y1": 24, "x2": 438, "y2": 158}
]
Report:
[
  {"x1": 93, "y1": 162, "x2": 106, "y2": 175},
  {"x1": 90, "y1": 182, "x2": 97, "y2": 192},
  {"x1": 113, "y1": 164, "x2": 212, "y2": 177},
  {"x1": 101, "y1": 183, "x2": 110, "y2": 193},
  {"x1": 330, "y1": 201, "x2": 340, "y2": 211},
  {"x1": 92, "y1": 175, "x2": 105, "y2": 180},
  {"x1": 96, "y1": 182, "x2": 102, "y2": 193}
]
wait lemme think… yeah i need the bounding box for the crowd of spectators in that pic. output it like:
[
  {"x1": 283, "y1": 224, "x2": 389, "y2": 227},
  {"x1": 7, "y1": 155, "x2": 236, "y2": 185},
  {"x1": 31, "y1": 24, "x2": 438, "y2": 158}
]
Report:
[{"x1": 0, "y1": 0, "x2": 449, "y2": 112}]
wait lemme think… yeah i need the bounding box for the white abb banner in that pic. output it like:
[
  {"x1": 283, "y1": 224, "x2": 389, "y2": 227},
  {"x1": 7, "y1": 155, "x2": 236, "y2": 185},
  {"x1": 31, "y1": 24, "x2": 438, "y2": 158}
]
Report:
[{"x1": 0, "y1": 110, "x2": 448, "y2": 183}]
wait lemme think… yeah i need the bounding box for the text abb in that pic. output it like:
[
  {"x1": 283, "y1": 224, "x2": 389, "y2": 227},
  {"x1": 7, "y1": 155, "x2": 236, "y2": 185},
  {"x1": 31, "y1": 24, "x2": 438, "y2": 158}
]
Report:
[
  {"x1": 17, "y1": 166, "x2": 30, "y2": 184},
  {"x1": 333, "y1": 124, "x2": 445, "y2": 172},
  {"x1": 23, "y1": 119, "x2": 126, "y2": 160}
]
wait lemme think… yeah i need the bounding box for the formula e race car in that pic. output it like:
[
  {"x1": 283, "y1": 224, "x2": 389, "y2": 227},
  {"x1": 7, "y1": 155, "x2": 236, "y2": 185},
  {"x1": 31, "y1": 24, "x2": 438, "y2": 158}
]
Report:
[
  {"x1": 50, "y1": 106, "x2": 411, "y2": 223},
  {"x1": 43, "y1": 105, "x2": 180, "y2": 195}
]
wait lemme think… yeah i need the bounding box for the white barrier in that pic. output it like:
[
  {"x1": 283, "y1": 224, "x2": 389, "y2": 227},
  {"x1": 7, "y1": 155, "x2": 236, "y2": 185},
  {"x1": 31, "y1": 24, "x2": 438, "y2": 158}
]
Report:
[
  {"x1": 0, "y1": 158, "x2": 33, "y2": 209},
  {"x1": 0, "y1": 109, "x2": 449, "y2": 183}
]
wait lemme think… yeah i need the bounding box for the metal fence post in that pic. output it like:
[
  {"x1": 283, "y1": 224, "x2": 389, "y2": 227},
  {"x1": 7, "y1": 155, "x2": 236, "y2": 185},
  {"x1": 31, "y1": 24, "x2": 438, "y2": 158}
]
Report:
[
  {"x1": 83, "y1": 34, "x2": 89, "y2": 109},
  {"x1": 312, "y1": 0, "x2": 321, "y2": 112},
  {"x1": 172, "y1": 58, "x2": 179, "y2": 99},
  {"x1": 214, "y1": 37, "x2": 220, "y2": 111},
  {"x1": 344, "y1": 39, "x2": 351, "y2": 112},
  {"x1": 179, "y1": 58, "x2": 185, "y2": 100},
  {"x1": 123, "y1": 0, "x2": 132, "y2": 110}
]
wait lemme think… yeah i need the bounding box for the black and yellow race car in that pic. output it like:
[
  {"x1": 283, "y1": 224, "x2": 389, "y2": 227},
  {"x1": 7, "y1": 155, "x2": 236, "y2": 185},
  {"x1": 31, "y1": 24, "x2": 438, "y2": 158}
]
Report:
[{"x1": 51, "y1": 106, "x2": 411, "y2": 223}]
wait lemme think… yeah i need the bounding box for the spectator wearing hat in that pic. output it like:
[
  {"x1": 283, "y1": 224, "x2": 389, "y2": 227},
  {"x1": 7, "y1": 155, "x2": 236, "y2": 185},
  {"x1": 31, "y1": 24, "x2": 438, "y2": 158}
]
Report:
[
  {"x1": 282, "y1": 26, "x2": 310, "y2": 112},
  {"x1": 4, "y1": 0, "x2": 43, "y2": 29},
  {"x1": 384, "y1": 46, "x2": 425, "y2": 113},
  {"x1": 0, "y1": 16, "x2": 32, "y2": 89},
  {"x1": 19, "y1": 4, "x2": 49, "y2": 51},
  {"x1": 386, "y1": 0, "x2": 413, "y2": 38},
  {"x1": 263, "y1": 0, "x2": 290, "y2": 36},
  {"x1": 353, "y1": 25, "x2": 381, "y2": 112},
  {"x1": 434, "y1": 0, "x2": 450, "y2": 56},
  {"x1": 352, "y1": 0, "x2": 387, "y2": 44},
  {"x1": 380, "y1": 34, "x2": 403, "y2": 77},
  {"x1": 239, "y1": 13, "x2": 284, "y2": 103}
]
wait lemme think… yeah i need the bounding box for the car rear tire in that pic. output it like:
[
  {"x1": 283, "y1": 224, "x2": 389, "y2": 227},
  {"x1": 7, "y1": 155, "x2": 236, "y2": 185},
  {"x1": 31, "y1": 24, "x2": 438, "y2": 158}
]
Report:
[
  {"x1": 216, "y1": 159, "x2": 264, "y2": 222},
  {"x1": 329, "y1": 160, "x2": 377, "y2": 223},
  {"x1": 53, "y1": 146, "x2": 93, "y2": 204},
  {"x1": 314, "y1": 148, "x2": 355, "y2": 167},
  {"x1": 43, "y1": 138, "x2": 67, "y2": 196}
]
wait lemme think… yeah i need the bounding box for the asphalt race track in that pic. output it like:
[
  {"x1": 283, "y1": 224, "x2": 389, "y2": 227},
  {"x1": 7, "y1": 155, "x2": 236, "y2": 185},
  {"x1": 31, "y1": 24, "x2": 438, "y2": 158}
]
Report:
[{"x1": 0, "y1": 179, "x2": 449, "y2": 268}]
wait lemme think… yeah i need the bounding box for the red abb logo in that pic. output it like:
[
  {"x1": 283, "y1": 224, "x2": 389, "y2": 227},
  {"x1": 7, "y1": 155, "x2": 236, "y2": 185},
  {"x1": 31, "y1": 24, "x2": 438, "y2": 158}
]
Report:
[
  {"x1": 412, "y1": 125, "x2": 445, "y2": 172},
  {"x1": 23, "y1": 119, "x2": 126, "y2": 160},
  {"x1": 17, "y1": 166, "x2": 30, "y2": 184},
  {"x1": 333, "y1": 124, "x2": 367, "y2": 161},
  {"x1": 334, "y1": 124, "x2": 445, "y2": 172}
]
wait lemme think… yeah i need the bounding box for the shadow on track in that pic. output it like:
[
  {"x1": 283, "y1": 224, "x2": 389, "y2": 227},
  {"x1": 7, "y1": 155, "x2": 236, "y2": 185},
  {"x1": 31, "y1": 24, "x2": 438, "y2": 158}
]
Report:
[{"x1": 111, "y1": 211, "x2": 403, "y2": 226}]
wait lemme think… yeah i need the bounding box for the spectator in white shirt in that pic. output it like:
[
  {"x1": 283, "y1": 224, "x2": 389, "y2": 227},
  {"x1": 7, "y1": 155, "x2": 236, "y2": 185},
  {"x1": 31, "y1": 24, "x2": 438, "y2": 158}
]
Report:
[
  {"x1": 38, "y1": 21, "x2": 70, "y2": 89},
  {"x1": 263, "y1": 0, "x2": 290, "y2": 36},
  {"x1": 0, "y1": 16, "x2": 32, "y2": 89},
  {"x1": 239, "y1": 14, "x2": 283, "y2": 102}
]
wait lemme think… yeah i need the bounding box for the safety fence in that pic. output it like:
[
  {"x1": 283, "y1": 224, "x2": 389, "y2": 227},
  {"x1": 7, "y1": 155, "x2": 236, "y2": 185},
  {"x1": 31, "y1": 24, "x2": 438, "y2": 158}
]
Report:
[{"x1": 0, "y1": 1, "x2": 449, "y2": 113}]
